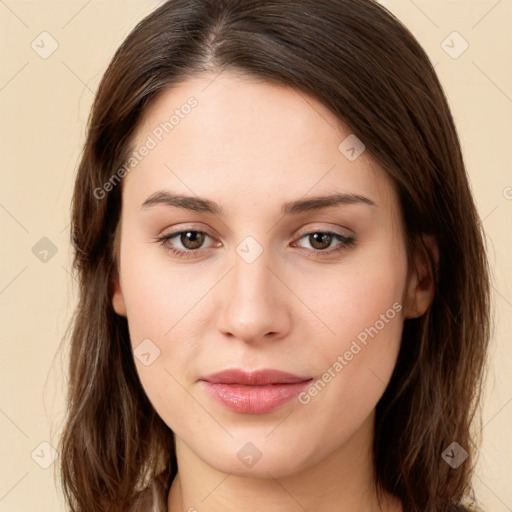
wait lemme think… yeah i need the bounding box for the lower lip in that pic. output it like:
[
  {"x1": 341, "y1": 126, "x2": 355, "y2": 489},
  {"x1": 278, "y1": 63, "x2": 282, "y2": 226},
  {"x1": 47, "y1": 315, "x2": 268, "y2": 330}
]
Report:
[{"x1": 201, "y1": 380, "x2": 312, "y2": 414}]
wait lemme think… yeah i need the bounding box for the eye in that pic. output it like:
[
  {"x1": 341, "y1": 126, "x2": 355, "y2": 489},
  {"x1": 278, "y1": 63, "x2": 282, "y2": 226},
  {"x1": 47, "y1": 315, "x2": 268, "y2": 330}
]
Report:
[
  {"x1": 155, "y1": 229, "x2": 219, "y2": 258},
  {"x1": 154, "y1": 228, "x2": 356, "y2": 259},
  {"x1": 293, "y1": 230, "x2": 356, "y2": 257}
]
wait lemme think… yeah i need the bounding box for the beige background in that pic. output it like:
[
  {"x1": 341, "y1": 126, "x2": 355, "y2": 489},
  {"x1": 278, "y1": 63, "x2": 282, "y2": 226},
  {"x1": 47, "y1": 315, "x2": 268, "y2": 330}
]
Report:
[{"x1": 0, "y1": 1, "x2": 511, "y2": 511}]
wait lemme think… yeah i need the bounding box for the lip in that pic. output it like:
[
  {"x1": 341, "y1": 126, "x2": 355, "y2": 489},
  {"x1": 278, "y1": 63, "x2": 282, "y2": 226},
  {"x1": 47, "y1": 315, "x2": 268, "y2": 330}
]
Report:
[{"x1": 199, "y1": 369, "x2": 313, "y2": 414}]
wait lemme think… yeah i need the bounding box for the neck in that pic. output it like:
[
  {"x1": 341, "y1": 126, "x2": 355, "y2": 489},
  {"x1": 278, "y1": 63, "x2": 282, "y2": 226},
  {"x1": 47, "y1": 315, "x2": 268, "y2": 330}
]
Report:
[{"x1": 167, "y1": 412, "x2": 402, "y2": 512}]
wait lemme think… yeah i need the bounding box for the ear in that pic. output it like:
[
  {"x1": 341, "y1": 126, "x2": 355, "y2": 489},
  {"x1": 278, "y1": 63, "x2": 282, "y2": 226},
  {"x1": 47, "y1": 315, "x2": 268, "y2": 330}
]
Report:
[
  {"x1": 403, "y1": 234, "x2": 439, "y2": 319},
  {"x1": 111, "y1": 270, "x2": 127, "y2": 317}
]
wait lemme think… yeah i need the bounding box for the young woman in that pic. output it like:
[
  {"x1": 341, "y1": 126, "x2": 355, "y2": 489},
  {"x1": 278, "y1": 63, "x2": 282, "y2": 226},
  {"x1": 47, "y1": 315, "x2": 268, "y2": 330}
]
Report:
[{"x1": 59, "y1": 1, "x2": 491, "y2": 511}]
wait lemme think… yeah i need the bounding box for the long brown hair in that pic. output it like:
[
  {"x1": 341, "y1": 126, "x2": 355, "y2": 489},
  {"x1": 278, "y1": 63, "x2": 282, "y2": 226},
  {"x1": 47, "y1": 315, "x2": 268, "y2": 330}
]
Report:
[{"x1": 59, "y1": 1, "x2": 492, "y2": 511}]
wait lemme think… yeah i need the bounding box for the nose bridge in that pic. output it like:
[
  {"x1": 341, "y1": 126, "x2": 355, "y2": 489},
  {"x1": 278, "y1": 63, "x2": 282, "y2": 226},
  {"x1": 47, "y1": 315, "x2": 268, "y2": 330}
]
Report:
[
  {"x1": 217, "y1": 234, "x2": 290, "y2": 342},
  {"x1": 231, "y1": 236, "x2": 276, "y2": 312},
  {"x1": 233, "y1": 241, "x2": 272, "y2": 298}
]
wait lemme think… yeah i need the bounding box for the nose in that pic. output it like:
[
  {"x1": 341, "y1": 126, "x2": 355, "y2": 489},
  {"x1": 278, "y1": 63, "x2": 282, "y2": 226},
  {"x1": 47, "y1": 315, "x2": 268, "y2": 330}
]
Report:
[{"x1": 216, "y1": 245, "x2": 292, "y2": 345}]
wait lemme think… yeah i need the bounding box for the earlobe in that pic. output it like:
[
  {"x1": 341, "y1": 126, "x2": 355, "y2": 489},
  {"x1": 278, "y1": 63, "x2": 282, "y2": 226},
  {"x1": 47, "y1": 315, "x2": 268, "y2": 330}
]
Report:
[
  {"x1": 111, "y1": 272, "x2": 127, "y2": 317},
  {"x1": 404, "y1": 234, "x2": 439, "y2": 319}
]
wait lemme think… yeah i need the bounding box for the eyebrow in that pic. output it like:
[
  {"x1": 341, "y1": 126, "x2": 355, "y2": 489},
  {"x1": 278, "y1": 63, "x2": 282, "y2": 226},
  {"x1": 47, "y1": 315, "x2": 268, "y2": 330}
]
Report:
[{"x1": 141, "y1": 190, "x2": 377, "y2": 215}]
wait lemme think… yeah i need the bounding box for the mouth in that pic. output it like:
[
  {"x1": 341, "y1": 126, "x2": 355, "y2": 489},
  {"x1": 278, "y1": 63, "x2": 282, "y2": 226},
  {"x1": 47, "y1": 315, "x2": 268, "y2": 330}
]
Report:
[{"x1": 199, "y1": 369, "x2": 313, "y2": 414}]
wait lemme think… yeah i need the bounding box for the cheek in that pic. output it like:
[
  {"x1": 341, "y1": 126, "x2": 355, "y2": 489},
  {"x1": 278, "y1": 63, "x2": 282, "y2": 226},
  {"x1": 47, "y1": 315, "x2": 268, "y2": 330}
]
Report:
[
  {"x1": 293, "y1": 244, "x2": 407, "y2": 425},
  {"x1": 119, "y1": 237, "x2": 202, "y2": 343},
  {"x1": 118, "y1": 254, "x2": 204, "y2": 430},
  {"x1": 293, "y1": 235, "x2": 407, "y2": 348},
  {"x1": 118, "y1": 239, "x2": 221, "y2": 426}
]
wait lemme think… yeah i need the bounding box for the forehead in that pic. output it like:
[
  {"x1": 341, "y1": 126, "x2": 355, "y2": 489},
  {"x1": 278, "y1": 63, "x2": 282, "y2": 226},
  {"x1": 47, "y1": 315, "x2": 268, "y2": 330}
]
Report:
[{"x1": 125, "y1": 72, "x2": 397, "y2": 218}]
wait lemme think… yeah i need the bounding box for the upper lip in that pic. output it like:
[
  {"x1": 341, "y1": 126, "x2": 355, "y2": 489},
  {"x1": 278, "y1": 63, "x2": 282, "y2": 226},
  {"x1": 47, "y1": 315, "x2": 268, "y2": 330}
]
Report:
[{"x1": 200, "y1": 369, "x2": 312, "y2": 386}]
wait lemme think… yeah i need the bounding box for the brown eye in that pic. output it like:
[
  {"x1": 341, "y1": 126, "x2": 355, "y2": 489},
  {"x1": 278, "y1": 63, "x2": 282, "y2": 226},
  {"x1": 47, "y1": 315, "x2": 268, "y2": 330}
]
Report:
[
  {"x1": 155, "y1": 229, "x2": 219, "y2": 258},
  {"x1": 179, "y1": 231, "x2": 206, "y2": 250},
  {"x1": 308, "y1": 232, "x2": 334, "y2": 250},
  {"x1": 293, "y1": 230, "x2": 356, "y2": 258}
]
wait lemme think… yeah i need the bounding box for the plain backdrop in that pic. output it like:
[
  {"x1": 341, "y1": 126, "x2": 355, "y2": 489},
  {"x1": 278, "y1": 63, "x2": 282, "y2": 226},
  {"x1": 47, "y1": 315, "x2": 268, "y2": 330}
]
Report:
[{"x1": 0, "y1": 1, "x2": 511, "y2": 511}]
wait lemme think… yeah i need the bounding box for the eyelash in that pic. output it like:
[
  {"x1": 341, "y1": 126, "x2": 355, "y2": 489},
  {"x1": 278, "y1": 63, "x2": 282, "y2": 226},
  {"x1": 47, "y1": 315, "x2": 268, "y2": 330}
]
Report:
[{"x1": 154, "y1": 228, "x2": 356, "y2": 259}]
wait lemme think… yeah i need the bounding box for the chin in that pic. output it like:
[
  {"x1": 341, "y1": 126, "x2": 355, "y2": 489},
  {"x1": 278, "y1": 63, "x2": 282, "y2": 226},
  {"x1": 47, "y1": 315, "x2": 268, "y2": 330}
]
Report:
[{"x1": 186, "y1": 432, "x2": 326, "y2": 479}]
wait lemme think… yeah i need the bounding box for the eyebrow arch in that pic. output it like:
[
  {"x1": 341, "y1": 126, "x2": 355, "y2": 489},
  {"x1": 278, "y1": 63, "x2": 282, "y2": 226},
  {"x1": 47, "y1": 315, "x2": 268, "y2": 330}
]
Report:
[{"x1": 141, "y1": 191, "x2": 377, "y2": 215}]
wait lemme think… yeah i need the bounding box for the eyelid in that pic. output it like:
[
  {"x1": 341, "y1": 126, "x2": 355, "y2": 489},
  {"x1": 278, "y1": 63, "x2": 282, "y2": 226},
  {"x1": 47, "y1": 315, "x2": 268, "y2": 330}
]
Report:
[
  {"x1": 157, "y1": 222, "x2": 352, "y2": 244},
  {"x1": 294, "y1": 223, "x2": 354, "y2": 238},
  {"x1": 158, "y1": 224, "x2": 218, "y2": 240}
]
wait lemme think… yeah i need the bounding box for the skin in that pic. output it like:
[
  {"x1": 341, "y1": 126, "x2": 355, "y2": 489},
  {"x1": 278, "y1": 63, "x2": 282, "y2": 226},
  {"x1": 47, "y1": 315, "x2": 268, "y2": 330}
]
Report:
[{"x1": 111, "y1": 71, "x2": 436, "y2": 512}]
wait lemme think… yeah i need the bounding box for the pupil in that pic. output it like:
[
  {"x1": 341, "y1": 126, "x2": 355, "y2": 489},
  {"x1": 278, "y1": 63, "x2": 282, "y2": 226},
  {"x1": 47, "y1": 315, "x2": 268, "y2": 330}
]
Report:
[
  {"x1": 182, "y1": 231, "x2": 203, "y2": 249},
  {"x1": 311, "y1": 232, "x2": 331, "y2": 249}
]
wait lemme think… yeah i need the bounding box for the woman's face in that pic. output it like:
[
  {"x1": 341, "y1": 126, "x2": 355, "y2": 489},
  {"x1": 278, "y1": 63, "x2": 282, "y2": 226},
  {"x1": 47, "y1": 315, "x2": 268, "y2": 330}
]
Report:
[{"x1": 112, "y1": 72, "x2": 431, "y2": 477}]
